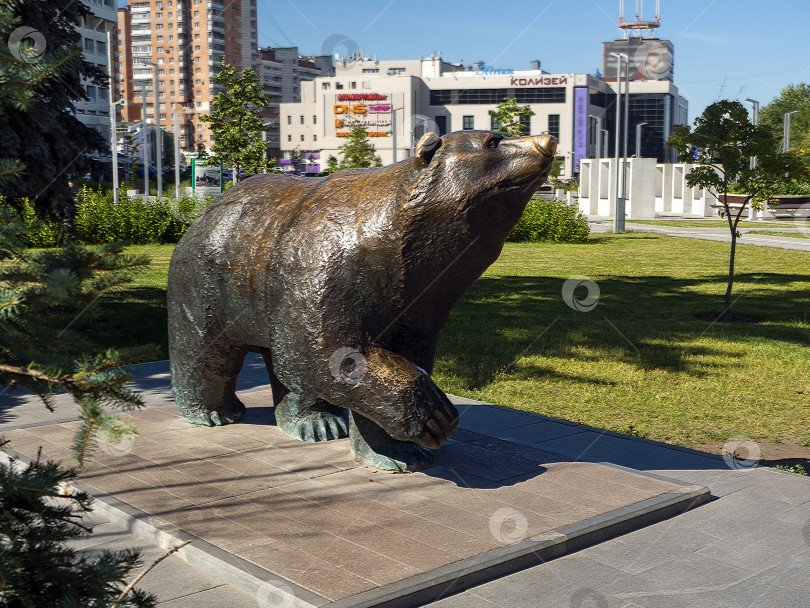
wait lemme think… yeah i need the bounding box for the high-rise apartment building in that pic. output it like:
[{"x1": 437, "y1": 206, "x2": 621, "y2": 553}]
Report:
[
  {"x1": 115, "y1": 0, "x2": 257, "y2": 155},
  {"x1": 76, "y1": 0, "x2": 118, "y2": 142},
  {"x1": 258, "y1": 47, "x2": 334, "y2": 159}
]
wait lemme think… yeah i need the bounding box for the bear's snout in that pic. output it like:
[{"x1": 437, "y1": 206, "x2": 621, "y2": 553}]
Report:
[{"x1": 532, "y1": 134, "x2": 557, "y2": 158}]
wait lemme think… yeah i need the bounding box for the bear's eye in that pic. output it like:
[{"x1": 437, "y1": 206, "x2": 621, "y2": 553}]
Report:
[{"x1": 486, "y1": 136, "x2": 501, "y2": 149}]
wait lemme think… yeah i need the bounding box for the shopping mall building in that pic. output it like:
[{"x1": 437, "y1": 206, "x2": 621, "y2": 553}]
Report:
[{"x1": 278, "y1": 39, "x2": 688, "y2": 176}]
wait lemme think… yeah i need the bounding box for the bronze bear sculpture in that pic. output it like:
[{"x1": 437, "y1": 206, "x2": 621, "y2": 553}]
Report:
[{"x1": 168, "y1": 130, "x2": 557, "y2": 472}]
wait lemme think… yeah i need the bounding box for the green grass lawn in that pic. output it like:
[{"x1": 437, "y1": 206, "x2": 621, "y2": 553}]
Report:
[
  {"x1": 627, "y1": 219, "x2": 800, "y2": 229},
  {"x1": 88, "y1": 235, "x2": 810, "y2": 449}
]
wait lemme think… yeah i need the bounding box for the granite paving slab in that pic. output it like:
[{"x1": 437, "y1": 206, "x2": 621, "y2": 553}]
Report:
[{"x1": 2, "y1": 388, "x2": 709, "y2": 606}]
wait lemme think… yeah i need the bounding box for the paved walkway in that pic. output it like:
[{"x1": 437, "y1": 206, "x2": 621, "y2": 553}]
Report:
[
  {"x1": 589, "y1": 217, "x2": 810, "y2": 251},
  {"x1": 2, "y1": 357, "x2": 808, "y2": 607}
]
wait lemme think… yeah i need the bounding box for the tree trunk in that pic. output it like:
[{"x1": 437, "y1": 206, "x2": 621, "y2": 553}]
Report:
[{"x1": 724, "y1": 231, "x2": 736, "y2": 322}]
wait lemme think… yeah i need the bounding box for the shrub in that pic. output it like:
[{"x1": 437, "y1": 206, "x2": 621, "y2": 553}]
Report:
[
  {"x1": 508, "y1": 195, "x2": 590, "y2": 243},
  {"x1": 74, "y1": 186, "x2": 212, "y2": 245},
  {"x1": 17, "y1": 198, "x2": 60, "y2": 248}
]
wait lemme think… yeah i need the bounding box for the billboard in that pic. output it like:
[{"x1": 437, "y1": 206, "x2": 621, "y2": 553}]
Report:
[
  {"x1": 331, "y1": 92, "x2": 393, "y2": 137},
  {"x1": 602, "y1": 39, "x2": 674, "y2": 81},
  {"x1": 191, "y1": 159, "x2": 223, "y2": 196},
  {"x1": 573, "y1": 88, "x2": 588, "y2": 174}
]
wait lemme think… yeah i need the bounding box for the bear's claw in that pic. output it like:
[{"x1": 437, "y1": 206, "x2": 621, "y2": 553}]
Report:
[{"x1": 275, "y1": 393, "x2": 348, "y2": 442}]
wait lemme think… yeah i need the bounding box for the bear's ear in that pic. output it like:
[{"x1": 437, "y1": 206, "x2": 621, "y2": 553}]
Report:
[{"x1": 413, "y1": 132, "x2": 442, "y2": 168}]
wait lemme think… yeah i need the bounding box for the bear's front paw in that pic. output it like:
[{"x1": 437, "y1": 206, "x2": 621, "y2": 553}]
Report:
[
  {"x1": 353, "y1": 440, "x2": 434, "y2": 473},
  {"x1": 275, "y1": 393, "x2": 348, "y2": 442},
  {"x1": 406, "y1": 385, "x2": 460, "y2": 450}
]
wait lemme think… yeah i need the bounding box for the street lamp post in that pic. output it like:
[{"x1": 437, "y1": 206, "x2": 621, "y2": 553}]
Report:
[
  {"x1": 635, "y1": 122, "x2": 647, "y2": 158},
  {"x1": 594, "y1": 116, "x2": 603, "y2": 158},
  {"x1": 784, "y1": 111, "x2": 798, "y2": 153},
  {"x1": 152, "y1": 63, "x2": 162, "y2": 198},
  {"x1": 106, "y1": 30, "x2": 120, "y2": 204},
  {"x1": 744, "y1": 98, "x2": 760, "y2": 220},
  {"x1": 141, "y1": 82, "x2": 150, "y2": 200},
  {"x1": 173, "y1": 111, "x2": 182, "y2": 199},
  {"x1": 391, "y1": 107, "x2": 404, "y2": 163},
  {"x1": 610, "y1": 52, "x2": 628, "y2": 233}
]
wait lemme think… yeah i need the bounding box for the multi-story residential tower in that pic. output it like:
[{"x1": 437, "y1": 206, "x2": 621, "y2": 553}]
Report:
[
  {"x1": 76, "y1": 0, "x2": 118, "y2": 143},
  {"x1": 116, "y1": 0, "x2": 257, "y2": 155},
  {"x1": 257, "y1": 47, "x2": 334, "y2": 160}
]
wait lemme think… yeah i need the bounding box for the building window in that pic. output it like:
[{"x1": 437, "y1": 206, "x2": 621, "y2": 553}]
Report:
[
  {"x1": 313, "y1": 134, "x2": 317, "y2": 141},
  {"x1": 462, "y1": 116, "x2": 474, "y2": 130},
  {"x1": 299, "y1": 115, "x2": 304, "y2": 124},
  {"x1": 548, "y1": 114, "x2": 560, "y2": 141},
  {"x1": 514, "y1": 88, "x2": 566, "y2": 104},
  {"x1": 156, "y1": 36, "x2": 164, "y2": 42},
  {"x1": 350, "y1": 82, "x2": 356, "y2": 89},
  {"x1": 335, "y1": 82, "x2": 343, "y2": 89},
  {"x1": 322, "y1": 82, "x2": 330, "y2": 90},
  {"x1": 300, "y1": 134, "x2": 304, "y2": 142},
  {"x1": 287, "y1": 115, "x2": 291, "y2": 125},
  {"x1": 435, "y1": 115, "x2": 447, "y2": 135},
  {"x1": 313, "y1": 115, "x2": 316, "y2": 124},
  {"x1": 287, "y1": 134, "x2": 291, "y2": 142}
]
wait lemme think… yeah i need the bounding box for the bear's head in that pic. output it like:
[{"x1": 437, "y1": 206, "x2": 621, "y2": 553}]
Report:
[{"x1": 406, "y1": 130, "x2": 557, "y2": 239}]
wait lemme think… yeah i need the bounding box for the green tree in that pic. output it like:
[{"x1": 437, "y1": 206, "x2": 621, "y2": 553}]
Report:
[
  {"x1": 669, "y1": 100, "x2": 809, "y2": 321},
  {"x1": 0, "y1": 0, "x2": 107, "y2": 223},
  {"x1": 759, "y1": 83, "x2": 810, "y2": 149},
  {"x1": 195, "y1": 141, "x2": 209, "y2": 162},
  {"x1": 488, "y1": 97, "x2": 535, "y2": 137},
  {"x1": 0, "y1": 454, "x2": 158, "y2": 607},
  {"x1": 0, "y1": 211, "x2": 156, "y2": 465},
  {"x1": 199, "y1": 61, "x2": 268, "y2": 184},
  {"x1": 0, "y1": 211, "x2": 161, "y2": 605},
  {"x1": 329, "y1": 123, "x2": 381, "y2": 171}
]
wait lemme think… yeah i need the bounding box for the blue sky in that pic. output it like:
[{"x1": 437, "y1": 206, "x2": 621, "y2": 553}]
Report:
[{"x1": 254, "y1": 0, "x2": 810, "y2": 120}]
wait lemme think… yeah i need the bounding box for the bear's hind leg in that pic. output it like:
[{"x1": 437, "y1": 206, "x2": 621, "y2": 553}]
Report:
[
  {"x1": 349, "y1": 411, "x2": 434, "y2": 473},
  {"x1": 275, "y1": 393, "x2": 348, "y2": 442},
  {"x1": 170, "y1": 341, "x2": 248, "y2": 426}
]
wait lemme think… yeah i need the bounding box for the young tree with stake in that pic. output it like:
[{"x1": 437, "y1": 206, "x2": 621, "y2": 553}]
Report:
[{"x1": 669, "y1": 100, "x2": 809, "y2": 321}]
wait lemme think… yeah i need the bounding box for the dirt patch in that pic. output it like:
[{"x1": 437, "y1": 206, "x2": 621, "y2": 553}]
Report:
[{"x1": 693, "y1": 439, "x2": 810, "y2": 471}]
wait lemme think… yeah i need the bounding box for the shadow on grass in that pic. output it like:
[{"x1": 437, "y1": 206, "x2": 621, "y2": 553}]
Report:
[
  {"x1": 78, "y1": 287, "x2": 169, "y2": 358},
  {"x1": 436, "y1": 272, "x2": 810, "y2": 390}
]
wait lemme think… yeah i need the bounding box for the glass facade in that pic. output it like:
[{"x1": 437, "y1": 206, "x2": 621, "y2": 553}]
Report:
[
  {"x1": 514, "y1": 88, "x2": 566, "y2": 104},
  {"x1": 601, "y1": 92, "x2": 678, "y2": 162},
  {"x1": 430, "y1": 87, "x2": 565, "y2": 105},
  {"x1": 548, "y1": 114, "x2": 560, "y2": 140}
]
